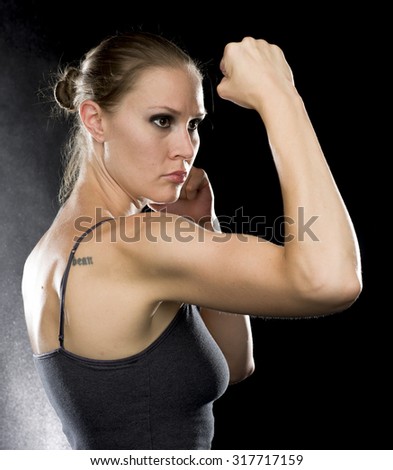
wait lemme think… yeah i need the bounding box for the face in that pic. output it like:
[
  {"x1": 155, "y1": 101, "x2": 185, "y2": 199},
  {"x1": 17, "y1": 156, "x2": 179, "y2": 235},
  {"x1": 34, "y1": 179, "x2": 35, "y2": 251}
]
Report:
[{"x1": 102, "y1": 66, "x2": 206, "y2": 206}]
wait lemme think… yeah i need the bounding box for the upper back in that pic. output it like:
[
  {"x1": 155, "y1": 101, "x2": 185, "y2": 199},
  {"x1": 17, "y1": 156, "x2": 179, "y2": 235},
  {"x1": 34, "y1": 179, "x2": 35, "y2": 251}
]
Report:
[{"x1": 22, "y1": 213, "x2": 182, "y2": 359}]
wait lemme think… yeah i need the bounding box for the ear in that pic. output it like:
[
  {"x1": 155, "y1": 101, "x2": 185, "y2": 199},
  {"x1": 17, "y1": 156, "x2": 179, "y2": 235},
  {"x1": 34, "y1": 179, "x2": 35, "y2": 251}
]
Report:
[{"x1": 79, "y1": 100, "x2": 105, "y2": 143}]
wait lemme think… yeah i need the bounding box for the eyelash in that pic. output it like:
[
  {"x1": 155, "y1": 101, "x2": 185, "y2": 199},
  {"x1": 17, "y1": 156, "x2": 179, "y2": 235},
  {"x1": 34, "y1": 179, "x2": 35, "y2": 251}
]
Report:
[{"x1": 151, "y1": 115, "x2": 202, "y2": 131}]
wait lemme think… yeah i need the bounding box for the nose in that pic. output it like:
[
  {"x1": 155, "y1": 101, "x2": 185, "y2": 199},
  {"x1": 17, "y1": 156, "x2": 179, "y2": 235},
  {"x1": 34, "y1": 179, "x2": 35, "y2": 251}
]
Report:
[{"x1": 169, "y1": 128, "x2": 198, "y2": 161}]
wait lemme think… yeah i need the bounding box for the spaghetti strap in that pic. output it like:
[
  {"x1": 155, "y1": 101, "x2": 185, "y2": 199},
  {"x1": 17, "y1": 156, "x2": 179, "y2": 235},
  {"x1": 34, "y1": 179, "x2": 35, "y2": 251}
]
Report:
[{"x1": 58, "y1": 218, "x2": 114, "y2": 348}]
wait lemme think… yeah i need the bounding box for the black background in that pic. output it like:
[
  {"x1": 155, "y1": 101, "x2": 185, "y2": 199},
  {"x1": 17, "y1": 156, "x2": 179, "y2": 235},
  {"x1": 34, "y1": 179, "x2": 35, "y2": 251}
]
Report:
[{"x1": 0, "y1": 0, "x2": 387, "y2": 450}]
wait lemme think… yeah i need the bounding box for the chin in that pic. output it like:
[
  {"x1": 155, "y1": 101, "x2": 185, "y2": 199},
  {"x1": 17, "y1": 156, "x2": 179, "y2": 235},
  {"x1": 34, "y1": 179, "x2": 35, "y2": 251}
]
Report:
[
  {"x1": 150, "y1": 199, "x2": 178, "y2": 207},
  {"x1": 149, "y1": 191, "x2": 180, "y2": 205},
  {"x1": 146, "y1": 199, "x2": 178, "y2": 211}
]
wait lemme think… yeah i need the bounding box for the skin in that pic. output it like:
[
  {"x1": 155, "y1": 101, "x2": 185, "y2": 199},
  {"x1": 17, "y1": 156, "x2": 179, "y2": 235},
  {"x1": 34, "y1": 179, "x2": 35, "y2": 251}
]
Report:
[{"x1": 22, "y1": 38, "x2": 362, "y2": 387}]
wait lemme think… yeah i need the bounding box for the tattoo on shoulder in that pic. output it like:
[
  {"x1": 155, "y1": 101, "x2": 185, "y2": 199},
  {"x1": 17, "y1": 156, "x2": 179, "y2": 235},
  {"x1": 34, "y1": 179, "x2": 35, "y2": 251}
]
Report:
[{"x1": 72, "y1": 256, "x2": 93, "y2": 266}]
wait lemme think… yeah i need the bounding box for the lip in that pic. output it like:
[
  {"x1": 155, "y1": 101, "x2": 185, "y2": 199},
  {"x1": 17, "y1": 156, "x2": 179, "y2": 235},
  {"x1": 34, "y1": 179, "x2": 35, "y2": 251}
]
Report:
[{"x1": 163, "y1": 171, "x2": 188, "y2": 184}]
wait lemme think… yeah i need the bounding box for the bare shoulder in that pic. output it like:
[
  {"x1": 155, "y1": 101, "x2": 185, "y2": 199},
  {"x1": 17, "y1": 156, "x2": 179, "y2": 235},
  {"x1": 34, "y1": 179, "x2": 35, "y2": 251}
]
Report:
[{"x1": 21, "y1": 214, "x2": 160, "y2": 355}]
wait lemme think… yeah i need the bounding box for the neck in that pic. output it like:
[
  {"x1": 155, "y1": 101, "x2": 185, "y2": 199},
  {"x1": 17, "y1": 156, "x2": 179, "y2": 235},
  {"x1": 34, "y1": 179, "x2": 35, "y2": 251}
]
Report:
[{"x1": 62, "y1": 157, "x2": 148, "y2": 222}]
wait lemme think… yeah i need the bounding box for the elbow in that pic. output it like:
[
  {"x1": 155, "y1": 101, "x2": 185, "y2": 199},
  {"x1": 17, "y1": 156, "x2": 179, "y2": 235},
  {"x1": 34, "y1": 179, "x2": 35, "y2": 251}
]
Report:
[
  {"x1": 339, "y1": 273, "x2": 363, "y2": 307},
  {"x1": 324, "y1": 280, "x2": 362, "y2": 314},
  {"x1": 229, "y1": 360, "x2": 256, "y2": 385},
  {"x1": 301, "y1": 271, "x2": 363, "y2": 316}
]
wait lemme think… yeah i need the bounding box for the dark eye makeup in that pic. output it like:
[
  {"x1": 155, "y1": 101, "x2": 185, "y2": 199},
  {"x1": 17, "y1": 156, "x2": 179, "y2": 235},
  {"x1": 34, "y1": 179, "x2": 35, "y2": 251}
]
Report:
[{"x1": 150, "y1": 114, "x2": 205, "y2": 131}]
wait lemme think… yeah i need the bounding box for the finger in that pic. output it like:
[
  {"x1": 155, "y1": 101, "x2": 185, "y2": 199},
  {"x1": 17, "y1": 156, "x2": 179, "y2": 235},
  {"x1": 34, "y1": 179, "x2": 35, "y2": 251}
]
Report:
[
  {"x1": 219, "y1": 58, "x2": 227, "y2": 77},
  {"x1": 183, "y1": 168, "x2": 208, "y2": 200}
]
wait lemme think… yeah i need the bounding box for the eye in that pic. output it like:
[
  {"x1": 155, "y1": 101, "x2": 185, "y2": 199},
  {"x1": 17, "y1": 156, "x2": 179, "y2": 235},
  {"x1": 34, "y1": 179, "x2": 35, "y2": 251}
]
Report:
[
  {"x1": 188, "y1": 118, "x2": 203, "y2": 131},
  {"x1": 151, "y1": 115, "x2": 172, "y2": 128}
]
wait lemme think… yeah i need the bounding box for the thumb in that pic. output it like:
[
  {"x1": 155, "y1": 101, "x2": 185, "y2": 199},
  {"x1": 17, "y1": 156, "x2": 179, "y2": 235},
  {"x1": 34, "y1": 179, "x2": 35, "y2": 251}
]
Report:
[{"x1": 216, "y1": 76, "x2": 230, "y2": 100}]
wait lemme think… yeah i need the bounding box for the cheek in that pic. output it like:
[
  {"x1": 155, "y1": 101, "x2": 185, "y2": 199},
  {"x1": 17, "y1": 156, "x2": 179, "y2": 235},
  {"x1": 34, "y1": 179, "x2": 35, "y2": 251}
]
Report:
[
  {"x1": 192, "y1": 136, "x2": 200, "y2": 158},
  {"x1": 108, "y1": 123, "x2": 155, "y2": 166}
]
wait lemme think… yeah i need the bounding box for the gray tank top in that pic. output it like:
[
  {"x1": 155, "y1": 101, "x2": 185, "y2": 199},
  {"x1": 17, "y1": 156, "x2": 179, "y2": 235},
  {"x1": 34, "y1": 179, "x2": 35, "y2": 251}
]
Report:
[{"x1": 33, "y1": 219, "x2": 229, "y2": 449}]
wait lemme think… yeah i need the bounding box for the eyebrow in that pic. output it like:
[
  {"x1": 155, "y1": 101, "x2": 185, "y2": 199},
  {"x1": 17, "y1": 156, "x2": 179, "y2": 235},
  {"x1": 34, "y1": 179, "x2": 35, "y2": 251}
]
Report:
[{"x1": 148, "y1": 106, "x2": 207, "y2": 118}]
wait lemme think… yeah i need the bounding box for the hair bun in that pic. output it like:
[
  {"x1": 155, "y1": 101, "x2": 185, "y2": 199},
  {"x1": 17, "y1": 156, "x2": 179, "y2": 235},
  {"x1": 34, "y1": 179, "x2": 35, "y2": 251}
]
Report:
[{"x1": 54, "y1": 67, "x2": 80, "y2": 112}]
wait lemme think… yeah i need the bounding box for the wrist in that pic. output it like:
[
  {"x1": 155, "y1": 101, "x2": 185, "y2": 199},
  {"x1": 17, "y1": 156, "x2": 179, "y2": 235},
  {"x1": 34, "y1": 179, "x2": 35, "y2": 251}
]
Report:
[{"x1": 254, "y1": 84, "x2": 302, "y2": 119}]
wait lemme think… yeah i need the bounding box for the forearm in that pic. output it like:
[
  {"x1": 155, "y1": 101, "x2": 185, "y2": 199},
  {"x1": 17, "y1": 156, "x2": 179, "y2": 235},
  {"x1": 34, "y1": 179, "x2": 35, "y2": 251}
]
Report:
[
  {"x1": 198, "y1": 219, "x2": 255, "y2": 382},
  {"x1": 258, "y1": 89, "x2": 362, "y2": 300},
  {"x1": 200, "y1": 308, "x2": 255, "y2": 384},
  {"x1": 216, "y1": 37, "x2": 361, "y2": 307}
]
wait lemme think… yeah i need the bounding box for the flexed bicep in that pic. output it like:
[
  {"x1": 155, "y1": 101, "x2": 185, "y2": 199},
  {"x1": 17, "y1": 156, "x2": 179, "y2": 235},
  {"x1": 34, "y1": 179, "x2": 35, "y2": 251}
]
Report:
[{"x1": 121, "y1": 212, "x2": 352, "y2": 318}]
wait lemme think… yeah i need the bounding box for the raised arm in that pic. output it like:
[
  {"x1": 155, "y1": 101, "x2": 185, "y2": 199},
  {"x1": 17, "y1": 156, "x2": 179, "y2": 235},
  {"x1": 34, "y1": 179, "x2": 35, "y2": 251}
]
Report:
[
  {"x1": 216, "y1": 37, "x2": 362, "y2": 306},
  {"x1": 122, "y1": 37, "x2": 362, "y2": 319}
]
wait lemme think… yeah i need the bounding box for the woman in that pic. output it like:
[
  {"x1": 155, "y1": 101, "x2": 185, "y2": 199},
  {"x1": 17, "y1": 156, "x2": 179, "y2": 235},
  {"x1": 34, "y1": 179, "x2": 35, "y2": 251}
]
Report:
[{"x1": 21, "y1": 31, "x2": 362, "y2": 450}]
